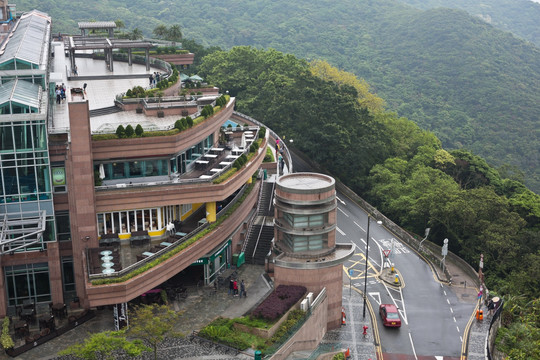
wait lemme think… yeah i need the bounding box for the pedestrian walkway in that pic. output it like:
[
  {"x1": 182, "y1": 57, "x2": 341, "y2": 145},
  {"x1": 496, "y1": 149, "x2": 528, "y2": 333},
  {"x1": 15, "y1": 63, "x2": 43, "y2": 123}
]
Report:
[{"x1": 3, "y1": 264, "x2": 271, "y2": 360}]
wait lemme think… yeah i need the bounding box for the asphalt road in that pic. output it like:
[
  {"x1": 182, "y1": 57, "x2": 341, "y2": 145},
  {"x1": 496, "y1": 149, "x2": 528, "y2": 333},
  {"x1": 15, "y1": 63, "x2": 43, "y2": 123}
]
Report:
[{"x1": 289, "y1": 149, "x2": 470, "y2": 359}]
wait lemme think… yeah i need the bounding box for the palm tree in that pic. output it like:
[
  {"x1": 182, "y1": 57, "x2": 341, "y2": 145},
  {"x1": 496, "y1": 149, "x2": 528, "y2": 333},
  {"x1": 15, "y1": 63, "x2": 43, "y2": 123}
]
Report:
[
  {"x1": 167, "y1": 25, "x2": 182, "y2": 45},
  {"x1": 153, "y1": 24, "x2": 168, "y2": 39},
  {"x1": 130, "y1": 27, "x2": 143, "y2": 40}
]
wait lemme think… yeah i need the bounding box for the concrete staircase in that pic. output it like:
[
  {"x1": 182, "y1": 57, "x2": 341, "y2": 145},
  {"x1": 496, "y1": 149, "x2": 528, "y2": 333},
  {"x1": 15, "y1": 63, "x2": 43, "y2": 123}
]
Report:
[
  {"x1": 244, "y1": 224, "x2": 274, "y2": 265},
  {"x1": 258, "y1": 182, "x2": 275, "y2": 216}
]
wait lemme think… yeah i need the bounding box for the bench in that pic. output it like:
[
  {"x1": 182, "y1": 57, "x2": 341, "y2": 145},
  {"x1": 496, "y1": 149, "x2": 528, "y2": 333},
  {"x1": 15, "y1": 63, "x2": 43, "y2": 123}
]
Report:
[{"x1": 130, "y1": 230, "x2": 150, "y2": 247}]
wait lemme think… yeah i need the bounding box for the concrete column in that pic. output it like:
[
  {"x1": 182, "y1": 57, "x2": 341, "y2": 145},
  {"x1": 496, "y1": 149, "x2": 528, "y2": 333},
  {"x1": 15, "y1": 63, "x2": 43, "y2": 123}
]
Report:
[
  {"x1": 109, "y1": 48, "x2": 114, "y2": 72},
  {"x1": 145, "y1": 49, "x2": 150, "y2": 71},
  {"x1": 206, "y1": 202, "x2": 216, "y2": 223},
  {"x1": 46, "y1": 242, "x2": 65, "y2": 305},
  {"x1": 128, "y1": 48, "x2": 132, "y2": 66}
]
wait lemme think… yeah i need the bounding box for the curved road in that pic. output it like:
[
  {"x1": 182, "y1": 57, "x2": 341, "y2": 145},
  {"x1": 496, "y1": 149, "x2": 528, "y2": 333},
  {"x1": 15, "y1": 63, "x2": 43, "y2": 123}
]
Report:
[{"x1": 290, "y1": 150, "x2": 473, "y2": 359}]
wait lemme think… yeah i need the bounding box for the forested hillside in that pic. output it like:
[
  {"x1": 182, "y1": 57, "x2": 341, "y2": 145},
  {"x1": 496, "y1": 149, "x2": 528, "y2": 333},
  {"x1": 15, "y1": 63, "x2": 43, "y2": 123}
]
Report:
[
  {"x1": 15, "y1": 0, "x2": 540, "y2": 192},
  {"x1": 397, "y1": 0, "x2": 540, "y2": 47},
  {"x1": 199, "y1": 47, "x2": 539, "y2": 357}
]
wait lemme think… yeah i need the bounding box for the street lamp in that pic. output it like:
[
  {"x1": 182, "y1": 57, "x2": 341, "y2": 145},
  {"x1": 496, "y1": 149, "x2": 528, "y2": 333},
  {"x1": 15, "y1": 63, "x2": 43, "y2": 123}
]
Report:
[{"x1": 363, "y1": 215, "x2": 382, "y2": 319}]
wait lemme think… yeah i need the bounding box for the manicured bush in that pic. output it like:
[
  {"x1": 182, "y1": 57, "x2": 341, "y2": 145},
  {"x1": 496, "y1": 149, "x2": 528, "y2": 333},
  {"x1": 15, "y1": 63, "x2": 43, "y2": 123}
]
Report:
[
  {"x1": 125, "y1": 124, "x2": 134, "y2": 137},
  {"x1": 126, "y1": 89, "x2": 133, "y2": 97},
  {"x1": 259, "y1": 127, "x2": 266, "y2": 138},
  {"x1": 186, "y1": 116, "x2": 193, "y2": 127},
  {"x1": 174, "y1": 119, "x2": 184, "y2": 131},
  {"x1": 116, "y1": 125, "x2": 125, "y2": 138},
  {"x1": 252, "y1": 285, "x2": 307, "y2": 321},
  {"x1": 135, "y1": 124, "x2": 144, "y2": 136}
]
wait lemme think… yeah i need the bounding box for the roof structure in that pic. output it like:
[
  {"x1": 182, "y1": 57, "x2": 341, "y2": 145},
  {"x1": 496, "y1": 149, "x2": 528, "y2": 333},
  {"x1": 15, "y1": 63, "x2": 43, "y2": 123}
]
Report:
[
  {"x1": 0, "y1": 79, "x2": 41, "y2": 114},
  {"x1": 0, "y1": 10, "x2": 51, "y2": 70},
  {"x1": 78, "y1": 21, "x2": 117, "y2": 30},
  {"x1": 68, "y1": 37, "x2": 153, "y2": 50}
]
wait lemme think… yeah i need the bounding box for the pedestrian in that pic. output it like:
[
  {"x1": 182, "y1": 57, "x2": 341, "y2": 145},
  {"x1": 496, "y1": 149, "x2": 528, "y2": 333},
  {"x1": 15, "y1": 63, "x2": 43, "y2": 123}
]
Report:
[
  {"x1": 240, "y1": 280, "x2": 246, "y2": 298},
  {"x1": 229, "y1": 278, "x2": 234, "y2": 296},
  {"x1": 73, "y1": 65, "x2": 78, "y2": 76},
  {"x1": 487, "y1": 299, "x2": 495, "y2": 316},
  {"x1": 149, "y1": 74, "x2": 153, "y2": 87},
  {"x1": 477, "y1": 290, "x2": 483, "y2": 301},
  {"x1": 233, "y1": 279, "x2": 238, "y2": 296},
  {"x1": 55, "y1": 86, "x2": 61, "y2": 104},
  {"x1": 83, "y1": 83, "x2": 87, "y2": 93}
]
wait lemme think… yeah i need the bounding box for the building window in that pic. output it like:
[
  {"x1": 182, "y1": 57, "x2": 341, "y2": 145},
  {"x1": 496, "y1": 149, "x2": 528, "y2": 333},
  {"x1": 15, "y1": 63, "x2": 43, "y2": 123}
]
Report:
[
  {"x1": 5, "y1": 263, "x2": 51, "y2": 306},
  {"x1": 55, "y1": 211, "x2": 71, "y2": 241},
  {"x1": 283, "y1": 212, "x2": 325, "y2": 228},
  {"x1": 283, "y1": 233, "x2": 326, "y2": 252},
  {"x1": 61, "y1": 257, "x2": 75, "y2": 293}
]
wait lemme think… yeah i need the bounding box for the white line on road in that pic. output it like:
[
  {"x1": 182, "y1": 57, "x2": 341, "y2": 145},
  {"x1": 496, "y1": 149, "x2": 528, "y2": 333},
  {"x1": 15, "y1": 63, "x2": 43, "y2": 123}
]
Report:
[
  {"x1": 353, "y1": 221, "x2": 365, "y2": 232},
  {"x1": 443, "y1": 290, "x2": 447, "y2": 296},
  {"x1": 338, "y1": 207, "x2": 349, "y2": 217},
  {"x1": 408, "y1": 332, "x2": 418, "y2": 360},
  {"x1": 450, "y1": 307, "x2": 454, "y2": 313},
  {"x1": 457, "y1": 326, "x2": 460, "y2": 333},
  {"x1": 460, "y1": 336, "x2": 463, "y2": 342},
  {"x1": 337, "y1": 227, "x2": 346, "y2": 236},
  {"x1": 453, "y1": 316, "x2": 457, "y2": 323},
  {"x1": 336, "y1": 196, "x2": 346, "y2": 205},
  {"x1": 447, "y1": 299, "x2": 451, "y2": 305}
]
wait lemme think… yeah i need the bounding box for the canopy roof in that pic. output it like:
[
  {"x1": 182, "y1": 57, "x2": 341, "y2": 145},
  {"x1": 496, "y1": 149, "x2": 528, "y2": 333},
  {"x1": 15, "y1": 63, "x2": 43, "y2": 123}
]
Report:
[
  {"x1": 189, "y1": 75, "x2": 203, "y2": 82},
  {"x1": 0, "y1": 79, "x2": 41, "y2": 113},
  {"x1": 0, "y1": 10, "x2": 51, "y2": 69}
]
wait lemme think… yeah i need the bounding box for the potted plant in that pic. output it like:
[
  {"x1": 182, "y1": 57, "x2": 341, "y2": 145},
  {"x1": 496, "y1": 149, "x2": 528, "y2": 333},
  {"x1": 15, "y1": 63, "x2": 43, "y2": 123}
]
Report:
[{"x1": 1, "y1": 317, "x2": 14, "y2": 354}]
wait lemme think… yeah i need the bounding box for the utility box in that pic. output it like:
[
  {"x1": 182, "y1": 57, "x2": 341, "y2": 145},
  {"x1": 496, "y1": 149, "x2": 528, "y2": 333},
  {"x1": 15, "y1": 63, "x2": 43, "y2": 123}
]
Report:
[
  {"x1": 232, "y1": 253, "x2": 239, "y2": 266},
  {"x1": 254, "y1": 350, "x2": 262, "y2": 360},
  {"x1": 306, "y1": 292, "x2": 313, "y2": 307},
  {"x1": 237, "y1": 252, "x2": 245, "y2": 268},
  {"x1": 300, "y1": 299, "x2": 308, "y2": 311}
]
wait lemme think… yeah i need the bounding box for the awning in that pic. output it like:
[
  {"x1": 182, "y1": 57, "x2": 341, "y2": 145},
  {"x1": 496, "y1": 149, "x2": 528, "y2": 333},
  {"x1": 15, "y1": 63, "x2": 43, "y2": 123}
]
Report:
[{"x1": 191, "y1": 239, "x2": 231, "y2": 265}]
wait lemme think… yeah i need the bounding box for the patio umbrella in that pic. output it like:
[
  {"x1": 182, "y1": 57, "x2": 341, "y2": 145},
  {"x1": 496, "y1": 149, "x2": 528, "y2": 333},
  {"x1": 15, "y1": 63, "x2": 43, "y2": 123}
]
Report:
[
  {"x1": 189, "y1": 75, "x2": 203, "y2": 82},
  {"x1": 99, "y1": 164, "x2": 105, "y2": 180}
]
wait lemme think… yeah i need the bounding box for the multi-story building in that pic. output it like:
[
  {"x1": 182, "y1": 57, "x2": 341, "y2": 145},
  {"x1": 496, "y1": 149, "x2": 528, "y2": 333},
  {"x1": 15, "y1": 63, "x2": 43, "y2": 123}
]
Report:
[{"x1": 0, "y1": 4, "x2": 266, "y2": 316}]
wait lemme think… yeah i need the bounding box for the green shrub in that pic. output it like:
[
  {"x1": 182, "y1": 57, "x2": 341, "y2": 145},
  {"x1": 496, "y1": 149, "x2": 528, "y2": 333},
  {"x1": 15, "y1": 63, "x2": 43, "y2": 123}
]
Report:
[
  {"x1": 333, "y1": 353, "x2": 345, "y2": 360},
  {"x1": 116, "y1": 125, "x2": 125, "y2": 138},
  {"x1": 186, "y1": 116, "x2": 193, "y2": 127},
  {"x1": 126, "y1": 89, "x2": 133, "y2": 97},
  {"x1": 197, "y1": 91, "x2": 203, "y2": 95},
  {"x1": 135, "y1": 124, "x2": 144, "y2": 136},
  {"x1": 125, "y1": 124, "x2": 134, "y2": 137},
  {"x1": 264, "y1": 147, "x2": 275, "y2": 162},
  {"x1": 259, "y1": 127, "x2": 266, "y2": 138}
]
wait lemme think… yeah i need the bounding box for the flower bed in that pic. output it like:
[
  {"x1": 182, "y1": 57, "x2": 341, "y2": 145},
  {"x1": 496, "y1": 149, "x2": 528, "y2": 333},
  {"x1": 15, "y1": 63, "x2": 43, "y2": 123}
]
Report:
[{"x1": 252, "y1": 285, "x2": 307, "y2": 321}]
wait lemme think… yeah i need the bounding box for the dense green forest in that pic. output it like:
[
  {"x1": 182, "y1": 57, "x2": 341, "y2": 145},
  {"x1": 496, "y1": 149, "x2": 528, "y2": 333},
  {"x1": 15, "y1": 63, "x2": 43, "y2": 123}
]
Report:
[
  {"x1": 15, "y1": 0, "x2": 540, "y2": 193},
  {"x1": 397, "y1": 0, "x2": 540, "y2": 47},
  {"x1": 200, "y1": 46, "x2": 539, "y2": 357}
]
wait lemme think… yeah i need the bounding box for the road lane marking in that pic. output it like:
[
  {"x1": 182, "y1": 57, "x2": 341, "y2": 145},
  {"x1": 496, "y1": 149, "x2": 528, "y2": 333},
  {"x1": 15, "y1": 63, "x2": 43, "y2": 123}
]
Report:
[
  {"x1": 447, "y1": 299, "x2": 451, "y2": 305},
  {"x1": 337, "y1": 227, "x2": 345, "y2": 236},
  {"x1": 453, "y1": 316, "x2": 457, "y2": 322},
  {"x1": 457, "y1": 326, "x2": 460, "y2": 333},
  {"x1": 354, "y1": 221, "x2": 365, "y2": 232},
  {"x1": 369, "y1": 292, "x2": 381, "y2": 305},
  {"x1": 338, "y1": 207, "x2": 349, "y2": 217},
  {"x1": 450, "y1": 307, "x2": 454, "y2": 313},
  {"x1": 408, "y1": 332, "x2": 418, "y2": 360},
  {"x1": 336, "y1": 196, "x2": 346, "y2": 205}
]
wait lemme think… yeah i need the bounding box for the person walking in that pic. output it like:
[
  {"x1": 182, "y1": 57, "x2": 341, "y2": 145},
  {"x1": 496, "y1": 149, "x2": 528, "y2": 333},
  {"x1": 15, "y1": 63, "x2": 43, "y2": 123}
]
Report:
[
  {"x1": 233, "y1": 279, "x2": 238, "y2": 297},
  {"x1": 229, "y1": 278, "x2": 234, "y2": 296},
  {"x1": 240, "y1": 280, "x2": 246, "y2": 298}
]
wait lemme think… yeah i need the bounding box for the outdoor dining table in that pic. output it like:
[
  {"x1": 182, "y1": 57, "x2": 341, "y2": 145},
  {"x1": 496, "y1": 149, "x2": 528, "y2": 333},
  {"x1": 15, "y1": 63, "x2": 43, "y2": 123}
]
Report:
[
  {"x1": 210, "y1": 147, "x2": 225, "y2": 154},
  {"x1": 160, "y1": 242, "x2": 172, "y2": 247},
  {"x1": 175, "y1": 232, "x2": 187, "y2": 237},
  {"x1": 226, "y1": 155, "x2": 239, "y2": 160},
  {"x1": 203, "y1": 154, "x2": 218, "y2": 159},
  {"x1": 199, "y1": 175, "x2": 212, "y2": 179},
  {"x1": 102, "y1": 261, "x2": 114, "y2": 269},
  {"x1": 142, "y1": 251, "x2": 154, "y2": 257},
  {"x1": 219, "y1": 161, "x2": 232, "y2": 167},
  {"x1": 210, "y1": 168, "x2": 222, "y2": 173}
]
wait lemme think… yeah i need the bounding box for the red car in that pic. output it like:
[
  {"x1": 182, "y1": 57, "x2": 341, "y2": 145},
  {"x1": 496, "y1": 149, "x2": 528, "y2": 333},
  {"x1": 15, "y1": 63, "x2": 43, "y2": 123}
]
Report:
[{"x1": 379, "y1": 304, "x2": 401, "y2": 327}]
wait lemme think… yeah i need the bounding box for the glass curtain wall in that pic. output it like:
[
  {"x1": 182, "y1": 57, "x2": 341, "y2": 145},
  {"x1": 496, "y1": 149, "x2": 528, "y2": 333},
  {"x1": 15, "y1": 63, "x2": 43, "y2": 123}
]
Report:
[{"x1": 5, "y1": 263, "x2": 51, "y2": 306}]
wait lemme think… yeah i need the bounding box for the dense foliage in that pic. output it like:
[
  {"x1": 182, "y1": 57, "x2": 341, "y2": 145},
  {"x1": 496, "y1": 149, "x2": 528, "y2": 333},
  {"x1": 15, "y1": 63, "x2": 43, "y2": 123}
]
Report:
[
  {"x1": 18, "y1": 0, "x2": 539, "y2": 191},
  {"x1": 252, "y1": 285, "x2": 306, "y2": 321},
  {"x1": 396, "y1": 0, "x2": 540, "y2": 47},
  {"x1": 198, "y1": 46, "x2": 540, "y2": 358}
]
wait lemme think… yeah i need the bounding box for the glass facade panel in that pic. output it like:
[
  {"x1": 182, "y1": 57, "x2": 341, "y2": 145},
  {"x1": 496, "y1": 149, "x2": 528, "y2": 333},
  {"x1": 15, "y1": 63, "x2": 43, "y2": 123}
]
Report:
[
  {"x1": 55, "y1": 211, "x2": 71, "y2": 241},
  {"x1": 61, "y1": 257, "x2": 75, "y2": 292},
  {"x1": 283, "y1": 233, "x2": 327, "y2": 252},
  {"x1": 5, "y1": 263, "x2": 51, "y2": 306}
]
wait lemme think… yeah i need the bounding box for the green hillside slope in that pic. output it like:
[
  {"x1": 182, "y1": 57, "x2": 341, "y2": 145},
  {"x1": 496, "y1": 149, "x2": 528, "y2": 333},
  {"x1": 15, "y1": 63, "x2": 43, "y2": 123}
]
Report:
[
  {"x1": 15, "y1": 0, "x2": 540, "y2": 192},
  {"x1": 397, "y1": 0, "x2": 540, "y2": 47}
]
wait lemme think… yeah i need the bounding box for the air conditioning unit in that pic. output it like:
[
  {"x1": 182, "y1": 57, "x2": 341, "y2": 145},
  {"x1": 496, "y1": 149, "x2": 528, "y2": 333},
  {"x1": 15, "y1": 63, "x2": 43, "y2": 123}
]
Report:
[
  {"x1": 300, "y1": 299, "x2": 308, "y2": 312},
  {"x1": 306, "y1": 292, "x2": 313, "y2": 307}
]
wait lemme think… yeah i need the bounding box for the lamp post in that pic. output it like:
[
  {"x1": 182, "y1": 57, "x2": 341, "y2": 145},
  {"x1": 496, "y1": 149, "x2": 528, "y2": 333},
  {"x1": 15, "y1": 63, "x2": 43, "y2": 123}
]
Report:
[{"x1": 363, "y1": 215, "x2": 382, "y2": 319}]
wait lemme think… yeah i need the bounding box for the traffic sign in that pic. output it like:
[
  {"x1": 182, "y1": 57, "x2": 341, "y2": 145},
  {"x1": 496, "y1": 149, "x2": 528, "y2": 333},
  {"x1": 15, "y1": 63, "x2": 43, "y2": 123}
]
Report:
[
  {"x1": 383, "y1": 249, "x2": 391, "y2": 258},
  {"x1": 349, "y1": 269, "x2": 354, "y2": 276}
]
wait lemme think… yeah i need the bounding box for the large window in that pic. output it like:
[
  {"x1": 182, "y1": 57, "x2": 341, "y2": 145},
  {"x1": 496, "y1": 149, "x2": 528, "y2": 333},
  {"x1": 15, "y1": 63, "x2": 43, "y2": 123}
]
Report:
[
  {"x1": 55, "y1": 211, "x2": 71, "y2": 241},
  {"x1": 97, "y1": 207, "x2": 162, "y2": 235},
  {"x1": 5, "y1": 263, "x2": 51, "y2": 306},
  {"x1": 283, "y1": 233, "x2": 326, "y2": 252},
  {"x1": 283, "y1": 213, "x2": 325, "y2": 228}
]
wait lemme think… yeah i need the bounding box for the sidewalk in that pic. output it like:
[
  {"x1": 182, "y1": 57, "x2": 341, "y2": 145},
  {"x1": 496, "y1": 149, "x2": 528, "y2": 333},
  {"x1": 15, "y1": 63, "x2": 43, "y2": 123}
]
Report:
[{"x1": 5, "y1": 264, "x2": 271, "y2": 360}]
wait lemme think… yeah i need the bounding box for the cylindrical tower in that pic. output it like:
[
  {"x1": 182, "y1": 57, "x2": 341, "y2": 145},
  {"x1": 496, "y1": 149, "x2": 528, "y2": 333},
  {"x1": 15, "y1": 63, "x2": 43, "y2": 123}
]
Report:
[{"x1": 273, "y1": 173, "x2": 354, "y2": 329}]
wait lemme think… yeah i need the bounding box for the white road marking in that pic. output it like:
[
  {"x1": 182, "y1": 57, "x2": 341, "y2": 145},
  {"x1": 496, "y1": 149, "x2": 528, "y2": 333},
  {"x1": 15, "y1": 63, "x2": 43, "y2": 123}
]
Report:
[
  {"x1": 453, "y1": 316, "x2": 457, "y2": 322},
  {"x1": 338, "y1": 207, "x2": 349, "y2": 217},
  {"x1": 369, "y1": 292, "x2": 381, "y2": 305},
  {"x1": 337, "y1": 227, "x2": 345, "y2": 236},
  {"x1": 444, "y1": 290, "x2": 447, "y2": 296},
  {"x1": 336, "y1": 196, "x2": 346, "y2": 205},
  {"x1": 408, "y1": 332, "x2": 418, "y2": 360},
  {"x1": 447, "y1": 299, "x2": 451, "y2": 305},
  {"x1": 460, "y1": 336, "x2": 463, "y2": 342},
  {"x1": 456, "y1": 326, "x2": 460, "y2": 333},
  {"x1": 353, "y1": 221, "x2": 365, "y2": 232},
  {"x1": 450, "y1": 307, "x2": 454, "y2": 313}
]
